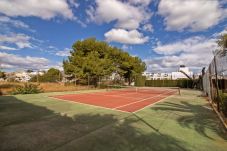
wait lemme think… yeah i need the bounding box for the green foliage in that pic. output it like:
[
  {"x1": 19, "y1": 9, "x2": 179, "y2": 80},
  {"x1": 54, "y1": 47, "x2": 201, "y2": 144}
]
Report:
[
  {"x1": 217, "y1": 34, "x2": 227, "y2": 56},
  {"x1": 135, "y1": 76, "x2": 146, "y2": 87},
  {"x1": 117, "y1": 53, "x2": 146, "y2": 85},
  {"x1": 42, "y1": 68, "x2": 62, "y2": 82},
  {"x1": 0, "y1": 71, "x2": 6, "y2": 79},
  {"x1": 63, "y1": 38, "x2": 146, "y2": 86},
  {"x1": 217, "y1": 34, "x2": 227, "y2": 48},
  {"x1": 30, "y1": 68, "x2": 62, "y2": 82},
  {"x1": 11, "y1": 83, "x2": 43, "y2": 95},
  {"x1": 26, "y1": 69, "x2": 33, "y2": 73},
  {"x1": 145, "y1": 79, "x2": 193, "y2": 88},
  {"x1": 221, "y1": 93, "x2": 227, "y2": 116}
]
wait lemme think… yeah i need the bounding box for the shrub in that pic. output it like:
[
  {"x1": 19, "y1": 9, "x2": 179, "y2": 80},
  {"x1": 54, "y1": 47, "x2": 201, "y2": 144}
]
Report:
[
  {"x1": 11, "y1": 83, "x2": 43, "y2": 95},
  {"x1": 135, "y1": 76, "x2": 146, "y2": 87},
  {"x1": 221, "y1": 93, "x2": 227, "y2": 116},
  {"x1": 145, "y1": 79, "x2": 193, "y2": 88},
  {"x1": 29, "y1": 68, "x2": 62, "y2": 83}
]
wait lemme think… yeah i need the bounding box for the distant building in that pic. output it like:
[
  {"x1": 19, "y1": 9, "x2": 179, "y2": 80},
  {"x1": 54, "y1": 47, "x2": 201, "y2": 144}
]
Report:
[
  {"x1": 142, "y1": 72, "x2": 171, "y2": 80},
  {"x1": 172, "y1": 65, "x2": 193, "y2": 80},
  {"x1": 7, "y1": 71, "x2": 45, "y2": 82},
  {"x1": 143, "y1": 65, "x2": 193, "y2": 80},
  {"x1": 15, "y1": 71, "x2": 31, "y2": 82}
]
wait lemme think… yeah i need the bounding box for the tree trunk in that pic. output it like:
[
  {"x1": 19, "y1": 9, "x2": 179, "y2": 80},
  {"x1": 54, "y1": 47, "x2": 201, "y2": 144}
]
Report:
[{"x1": 128, "y1": 77, "x2": 131, "y2": 86}]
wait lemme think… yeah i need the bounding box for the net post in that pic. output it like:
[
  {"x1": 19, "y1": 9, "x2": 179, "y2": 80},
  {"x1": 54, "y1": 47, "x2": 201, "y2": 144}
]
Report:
[
  {"x1": 106, "y1": 85, "x2": 109, "y2": 91},
  {"x1": 178, "y1": 87, "x2": 181, "y2": 96}
]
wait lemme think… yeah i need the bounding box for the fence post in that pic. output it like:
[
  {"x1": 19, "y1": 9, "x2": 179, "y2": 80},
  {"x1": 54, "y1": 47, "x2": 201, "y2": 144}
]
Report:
[
  {"x1": 214, "y1": 55, "x2": 220, "y2": 111},
  {"x1": 99, "y1": 76, "x2": 101, "y2": 88},
  {"x1": 88, "y1": 75, "x2": 90, "y2": 88},
  {"x1": 59, "y1": 71, "x2": 61, "y2": 81},
  {"x1": 36, "y1": 71, "x2": 39, "y2": 83}
]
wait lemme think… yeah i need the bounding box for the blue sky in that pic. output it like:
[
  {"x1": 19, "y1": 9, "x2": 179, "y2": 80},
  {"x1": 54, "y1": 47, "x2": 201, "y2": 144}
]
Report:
[{"x1": 0, "y1": 0, "x2": 226, "y2": 73}]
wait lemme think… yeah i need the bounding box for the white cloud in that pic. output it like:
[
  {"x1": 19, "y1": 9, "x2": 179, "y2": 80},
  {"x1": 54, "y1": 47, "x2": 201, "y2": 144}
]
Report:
[
  {"x1": 217, "y1": 28, "x2": 227, "y2": 36},
  {"x1": 49, "y1": 62, "x2": 64, "y2": 71},
  {"x1": 154, "y1": 36, "x2": 217, "y2": 55},
  {"x1": 0, "y1": 0, "x2": 74, "y2": 20},
  {"x1": 56, "y1": 48, "x2": 71, "y2": 56},
  {"x1": 68, "y1": 0, "x2": 79, "y2": 8},
  {"x1": 0, "y1": 16, "x2": 29, "y2": 29},
  {"x1": 0, "y1": 45, "x2": 17, "y2": 50},
  {"x1": 146, "y1": 35, "x2": 222, "y2": 72},
  {"x1": 145, "y1": 54, "x2": 212, "y2": 73},
  {"x1": 142, "y1": 23, "x2": 153, "y2": 32},
  {"x1": 0, "y1": 33, "x2": 32, "y2": 49},
  {"x1": 158, "y1": 0, "x2": 226, "y2": 31},
  {"x1": 128, "y1": 0, "x2": 152, "y2": 6},
  {"x1": 122, "y1": 44, "x2": 129, "y2": 50},
  {"x1": 105, "y1": 28, "x2": 149, "y2": 44},
  {"x1": 48, "y1": 45, "x2": 57, "y2": 49},
  {"x1": 87, "y1": 0, "x2": 152, "y2": 30},
  {"x1": 0, "y1": 52, "x2": 49, "y2": 70}
]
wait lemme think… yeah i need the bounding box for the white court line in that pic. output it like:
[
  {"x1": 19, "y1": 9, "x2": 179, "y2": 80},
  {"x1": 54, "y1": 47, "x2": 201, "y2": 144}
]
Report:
[
  {"x1": 52, "y1": 91, "x2": 141, "y2": 100},
  {"x1": 79, "y1": 90, "x2": 169, "y2": 101},
  {"x1": 105, "y1": 91, "x2": 139, "y2": 96},
  {"x1": 104, "y1": 91, "x2": 149, "y2": 97},
  {"x1": 106, "y1": 89, "x2": 168, "y2": 96},
  {"x1": 51, "y1": 89, "x2": 137, "y2": 98},
  {"x1": 48, "y1": 96, "x2": 130, "y2": 114},
  {"x1": 113, "y1": 90, "x2": 176, "y2": 110},
  {"x1": 86, "y1": 92, "x2": 141, "y2": 100},
  {"x1": 49, "y1": 89, "x2": 177, "y2": 113},
  {"x1": 133, "y1": 93, "x2": 177, "y2": 113}
]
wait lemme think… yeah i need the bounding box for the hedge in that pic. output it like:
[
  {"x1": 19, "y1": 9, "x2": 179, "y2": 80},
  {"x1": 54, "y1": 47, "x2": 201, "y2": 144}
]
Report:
[
  {"x1": 135, "y1": 79, "x2": 193, "y2": 88},
  {"x1": 134, "y1": 76, "x2": 146, "y2": 86}
]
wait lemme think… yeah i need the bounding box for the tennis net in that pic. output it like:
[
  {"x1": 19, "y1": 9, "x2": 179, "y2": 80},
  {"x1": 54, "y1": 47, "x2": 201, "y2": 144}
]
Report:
[{"x1": 106, "y1": 85, "x2": 180, "y2": 95}]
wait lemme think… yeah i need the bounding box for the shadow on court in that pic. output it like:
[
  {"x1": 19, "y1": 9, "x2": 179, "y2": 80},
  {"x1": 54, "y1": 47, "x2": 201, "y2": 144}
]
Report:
[
  {"x1": 0, "y1": 95, "x2": 188, "y2": 151},
  {"x1": 152, "y1": 101, "x2": 227, "y2": 140}
]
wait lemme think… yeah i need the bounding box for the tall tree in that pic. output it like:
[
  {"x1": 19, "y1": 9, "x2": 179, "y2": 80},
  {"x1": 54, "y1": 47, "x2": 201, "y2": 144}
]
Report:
[
  {"x1": 118, "y1": 54, "x2": 146, "y2": 85},
  {"x1": 217, "y1": 34, "x2": 227, "y2": 56},
  {"x1": 217, "y1": 34, "x2": 227, "y2": 48},
  {"x1": 30, "y1": 68, "x2": 62, "y2": 82},
  {"x1": 64, "y1": 38, "x2": 114, "y2": 85},
  {"x1": 63, "y1": 38, "x2": 146, "y2": 86}
]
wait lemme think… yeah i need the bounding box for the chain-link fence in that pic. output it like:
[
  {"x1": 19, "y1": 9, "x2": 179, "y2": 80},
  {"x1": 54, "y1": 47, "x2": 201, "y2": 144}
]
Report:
[{"x1": 202, "y1": 51, "x2": 227, "y2": 116}]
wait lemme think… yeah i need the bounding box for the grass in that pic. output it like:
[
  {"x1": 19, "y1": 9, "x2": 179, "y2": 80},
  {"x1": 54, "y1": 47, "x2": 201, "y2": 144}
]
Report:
[
  {"x1": 0, "y1": 82, "x2": 93, "y2": 95},
  {"x1": 0, "y1": 89, "x2": 226, "y2": 151}
]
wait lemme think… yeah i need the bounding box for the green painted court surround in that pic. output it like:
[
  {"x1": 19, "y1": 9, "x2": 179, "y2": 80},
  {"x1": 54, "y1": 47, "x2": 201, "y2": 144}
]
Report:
[{"x1": 0, "y1": 89, "x2": 226, "y2": 151}]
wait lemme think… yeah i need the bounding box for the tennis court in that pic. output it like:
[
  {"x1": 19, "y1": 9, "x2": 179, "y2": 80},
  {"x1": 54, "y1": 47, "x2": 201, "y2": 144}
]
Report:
[
  {"x1": 51, "y1": 86, "x2": 179, "y2": 112},
  {"x1": 1, "y1": 89, "x2": 227, "y2": 151}
]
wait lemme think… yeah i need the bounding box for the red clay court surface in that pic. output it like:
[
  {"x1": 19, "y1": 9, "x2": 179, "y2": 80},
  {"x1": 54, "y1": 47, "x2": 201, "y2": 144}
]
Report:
[{"x1": 51, "y1": 88, "x2": 178, "y2": 113}]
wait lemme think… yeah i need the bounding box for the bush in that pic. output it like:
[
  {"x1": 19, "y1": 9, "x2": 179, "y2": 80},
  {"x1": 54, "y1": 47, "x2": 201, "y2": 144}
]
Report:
[
  {"x1": 135, "y1": 76, "x2": 146, "y2": 87},
  {"x1": 11, "y1": 83, "x2": 43, "y2": 95},
  {"x1": 145, "y1": 79, "x2": 193, "y2": 88},
  {"x1": 0, "y1": 83, "x2": 21, "y2": 89},
  {"x1": 221, "y1": 93, "x2": 227, "y2": 116},
  {"x1": 29, "y1": 68, "x2": 62, "y2": 83}
]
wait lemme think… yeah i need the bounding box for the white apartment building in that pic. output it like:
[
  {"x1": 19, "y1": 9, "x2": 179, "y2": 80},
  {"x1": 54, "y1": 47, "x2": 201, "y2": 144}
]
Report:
[
  {"x1": 14, "y1": 71, "x2": 45, "y2": 82},
  {"x1": 143, "y1": 65, "x2": 194, "y2": 80},
  {"x1": 172, "y1": 65, "x2": 193, "y2": 80},
  {"x1": 143, "y1": 72, "x2": 171, "y2": 80},
  {"x1": 15, "y1": 72, "x2": 31, "y2": 82}
]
